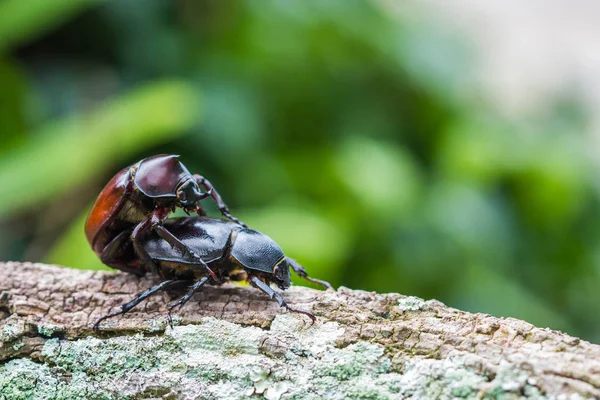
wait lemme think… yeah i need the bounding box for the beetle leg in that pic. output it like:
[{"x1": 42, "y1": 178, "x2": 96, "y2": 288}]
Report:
[
  {"x1": 286, "y1": 257, "x2": 333, "y2": 290},
  {"x1": 167, "y1": 276, "x2": 210, "y2": 328},
  {"x1": 132, "y1": 208, "x2": 217, "y2": 280},
  {"x1": 249, "y1": 276, "x2": 316, "y2": 324},
  {"x1": 93, "y1": 279, "x2": 189, "y2": 330},
  {"x1": 100, "y1": 231, "x2": 145, "y2": 276},
  {"x1": 131, "y1": 215, "x2": 162, "y2": 277},
  {"x1": 193, "y1": 174, "x2": 247, "y2": 227},
  {"x1": 152, "y1": 224, "x2": 218, "y2": 281}
]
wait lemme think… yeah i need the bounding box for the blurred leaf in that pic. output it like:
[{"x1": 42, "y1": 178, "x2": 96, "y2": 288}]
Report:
[
  {"x1": 333, "y1": 136, "x2": 421, "y2": 221},
  {"x1": 45, "y1": 206, "x2": 110, "y2": 271},
  {"x1": 437, "y1": 118, "x2": 528, "y2": 184},
  {"x1": 566, "y1": 274, "x2": 600, "y2": 344},
  {"x1": 0, "y1": 80, "x2": 199, "y2": 218},
  {"x1": 425, "y1": 180, "x2": 513, "y2": 260},
  {"x1": 454, "y1": 263, "x2": 573, "y2": 334},
  {"x1": 199, "y1": 80, "x2": 265, "y2": 159},
  {"x1": 0, "y1": 58, "x2": 27, "y2": 153},
  {"x1": 513, "y1": 135, "x2": 589, "y2": 230},
  {"x1": 0, "y1": 0, "x2": 103, "y2": 52}
]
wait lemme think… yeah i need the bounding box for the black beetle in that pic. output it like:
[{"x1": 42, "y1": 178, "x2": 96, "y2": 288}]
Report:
[
  {"x1": 85, "y1": 154, "x2": 245, "y2": 279},
  {"x1": 93, "y1": 217, "x2": 332, "y2": 329}
]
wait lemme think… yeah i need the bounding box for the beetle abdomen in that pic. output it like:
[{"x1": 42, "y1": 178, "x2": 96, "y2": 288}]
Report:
[{"x1": 230, "y1": 229, "x2": 285, "y2": 273}]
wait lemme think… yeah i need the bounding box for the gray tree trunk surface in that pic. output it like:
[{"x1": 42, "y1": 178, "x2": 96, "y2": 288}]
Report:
[{"x1": 0, "y1": 262, "x2": 598, "y2": 399}]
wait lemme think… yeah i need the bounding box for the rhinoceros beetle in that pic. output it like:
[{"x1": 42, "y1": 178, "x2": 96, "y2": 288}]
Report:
[
  {"x1": 85, "y1": 155, "x2": 245, "y2": 279},
  {"x1": 92, "y1": 217, "x2": 332, "y2": 329}
]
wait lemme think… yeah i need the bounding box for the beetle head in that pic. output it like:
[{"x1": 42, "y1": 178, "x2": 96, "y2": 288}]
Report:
[
  {"x1": 175, "y1": 179, "x2": 205, "y2": 212},
  {"x1": 272, "y1": 259, "x2": 291, "y2": 290}
]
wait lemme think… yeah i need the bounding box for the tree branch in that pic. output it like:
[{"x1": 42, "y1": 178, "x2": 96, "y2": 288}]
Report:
[{"x1": 0, "y1": 262, "x2": 598, "y2": 399}]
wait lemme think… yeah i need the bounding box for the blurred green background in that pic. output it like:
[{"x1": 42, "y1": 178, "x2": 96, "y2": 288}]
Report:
[{"x1": 1, "y1": 0, "x2": 599, "y2": 342}]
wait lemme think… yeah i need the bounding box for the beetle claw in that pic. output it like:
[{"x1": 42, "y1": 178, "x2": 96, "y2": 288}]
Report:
[
  {"x1": 167, "y1": 310, "x2": 174, "y2": 329},
  {"x1": 92, "y1": 320, "x2": 102, "y2": 331},
  {"x1": 286, "y1": 306, "x2": 316, "y2": 325}
]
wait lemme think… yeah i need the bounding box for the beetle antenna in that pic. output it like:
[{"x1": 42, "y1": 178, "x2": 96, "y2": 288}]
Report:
[{"x1": 286, "y1": 257, "x2": 333, "y2": 290}]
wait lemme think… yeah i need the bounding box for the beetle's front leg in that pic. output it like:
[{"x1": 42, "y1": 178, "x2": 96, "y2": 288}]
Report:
[
  {"x1": 249, "y1": 276, "x2": 316, "y2": 323},
  {"x1": 131, "y1": 214, "x2": 162, "y2": 277},
  {"x1": 286, "y1": 257, "x2": 333, "y2": 290},
  {"x1": 193, "y1": 174, "x2": 247, "y2": 227}
]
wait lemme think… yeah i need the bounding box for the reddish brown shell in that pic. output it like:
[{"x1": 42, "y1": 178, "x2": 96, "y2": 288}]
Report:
[{"x1": 84, "y1": 167, "x2": 132, "y2": 253}]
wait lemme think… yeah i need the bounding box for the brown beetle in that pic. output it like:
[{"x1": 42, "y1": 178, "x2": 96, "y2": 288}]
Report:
[{"x1": 85, "y1": 154, "x2": 245, "y2": 278}]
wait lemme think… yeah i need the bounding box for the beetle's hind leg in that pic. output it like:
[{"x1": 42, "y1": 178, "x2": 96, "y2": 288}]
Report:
[
  {"x1": 249, "y1": 276, "x2": 316, "y2": 323},
  {"x1": 93, "y1": 279, "x2": 189, "y2": 330},
  {"x1": 131, "y1": 214, "x2": 163, "y2": 277},
  {"x1": 100, "y1": 231, "x2": 146, "y2": 276},
  {"x1": 167, "y1": 276, "x2": 210, "y2": 328},
  {"x1": 286, "y1": 257, "x2": 333, "y2": 290}
]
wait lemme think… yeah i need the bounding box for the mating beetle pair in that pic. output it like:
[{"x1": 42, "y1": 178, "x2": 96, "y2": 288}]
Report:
[
  {"x1": 85, "y1": 155, "x2": 331, "y2": 329},
  {"x1": 85, "y1": 154, "x2": 245, "y2": 279}
]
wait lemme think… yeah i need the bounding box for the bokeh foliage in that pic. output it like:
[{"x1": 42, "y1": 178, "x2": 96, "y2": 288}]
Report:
[{"x1": 0, "y1": 0, "x2": 599, "y2": 342}]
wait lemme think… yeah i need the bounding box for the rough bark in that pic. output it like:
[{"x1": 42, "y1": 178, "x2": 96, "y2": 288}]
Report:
[{"x1": 0, "y1": 262, "x2": 598, "y2": 400}]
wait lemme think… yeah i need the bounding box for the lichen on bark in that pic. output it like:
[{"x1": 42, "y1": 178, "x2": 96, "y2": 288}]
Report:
[{"x1": 0, "y1": 262, "x2": 599, "y2": 399}]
